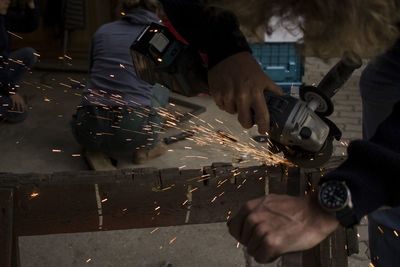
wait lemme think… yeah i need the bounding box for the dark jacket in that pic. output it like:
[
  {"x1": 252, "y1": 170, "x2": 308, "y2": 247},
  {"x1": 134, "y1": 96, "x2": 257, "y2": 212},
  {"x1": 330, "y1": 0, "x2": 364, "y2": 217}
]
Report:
[
  {"x1": 160, "y1": 0, "x2": 400, "y2": 222},
  {"x1": 0, "y1": 3, "x2": 39, "y2": 96}
]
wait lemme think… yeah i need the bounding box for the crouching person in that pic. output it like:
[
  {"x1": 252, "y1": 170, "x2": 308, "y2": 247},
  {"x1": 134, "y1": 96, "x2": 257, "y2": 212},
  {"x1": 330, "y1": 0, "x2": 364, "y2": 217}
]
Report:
[
  {"x1": 0, "y1": 0, "x2": 39, "y2": 122},
  {"x1": 72, "y1": 0, "x2": 168, "y2": 165}
]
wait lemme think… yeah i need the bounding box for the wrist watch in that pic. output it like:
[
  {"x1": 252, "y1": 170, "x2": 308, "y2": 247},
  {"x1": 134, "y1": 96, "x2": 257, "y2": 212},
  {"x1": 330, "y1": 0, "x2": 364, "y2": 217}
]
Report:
[{"x1": 318, "y1": 180, "x2": 358, "y2": 227}]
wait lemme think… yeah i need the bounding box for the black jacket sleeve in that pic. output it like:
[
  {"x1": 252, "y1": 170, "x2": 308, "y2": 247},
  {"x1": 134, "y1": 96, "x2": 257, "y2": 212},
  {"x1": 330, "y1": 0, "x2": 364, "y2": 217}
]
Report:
[
  {"x1": 160, "y1": 0, "x2": 251, "y2": 68},
  {"x1": 6, "y1": 2, "x2": 39, "y2": 33},
  {"x1": 322, "y1": 101, "x2": 400, "y2": 222}
]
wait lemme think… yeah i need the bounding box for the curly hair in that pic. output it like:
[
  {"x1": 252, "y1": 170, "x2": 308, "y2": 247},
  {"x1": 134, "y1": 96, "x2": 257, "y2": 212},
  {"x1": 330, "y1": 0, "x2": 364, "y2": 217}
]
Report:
[{"x1": 210, "y1": 0, "x2": 400, "y2": 59}]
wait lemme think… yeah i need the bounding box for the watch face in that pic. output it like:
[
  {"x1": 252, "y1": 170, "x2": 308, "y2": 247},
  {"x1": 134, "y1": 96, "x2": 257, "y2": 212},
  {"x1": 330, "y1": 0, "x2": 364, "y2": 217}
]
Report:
[{"x1": 319, "y1": 181, "x2": 349, "y2": 210}]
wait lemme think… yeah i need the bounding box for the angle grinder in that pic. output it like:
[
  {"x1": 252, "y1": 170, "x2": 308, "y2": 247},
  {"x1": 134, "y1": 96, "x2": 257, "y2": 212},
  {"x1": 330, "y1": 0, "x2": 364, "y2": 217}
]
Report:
[{"x1": 130, "y1": 23, "x2": 362, "y2": 168}]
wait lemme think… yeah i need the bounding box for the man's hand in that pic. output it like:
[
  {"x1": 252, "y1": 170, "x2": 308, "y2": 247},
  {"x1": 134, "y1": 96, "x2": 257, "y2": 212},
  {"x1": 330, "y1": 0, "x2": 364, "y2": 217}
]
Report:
[
  {"x1": 10, "y1": 93, "x2": 27, "y2": 112},
  {"x1": 227, "y1": 194, "x2": 339, "y2": 263},
  {"x1": 0, "y1": 0, "x2": 10, "y2": 15},
  {"x1": 208, "y1": 51, "x2": 282, "y2": 134}
]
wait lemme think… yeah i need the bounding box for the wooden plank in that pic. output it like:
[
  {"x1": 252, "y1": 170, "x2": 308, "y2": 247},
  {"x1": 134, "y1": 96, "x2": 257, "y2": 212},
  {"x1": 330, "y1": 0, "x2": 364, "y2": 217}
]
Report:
[
  {"x1": 332, "y1": 227, "x2": 348, "y2": 267},
  {"x1": 11, "y1": 166, "x2": 267, "y2": 236},
  {"x1": 190, "y1": 165, "x2": 267, "y2": 224},
  {"x1": 14, "y1": 184, "x2": 99, "y2": 236},
  {"x1": 0, "y1": 188, "x2": 13, "y2": 267}
]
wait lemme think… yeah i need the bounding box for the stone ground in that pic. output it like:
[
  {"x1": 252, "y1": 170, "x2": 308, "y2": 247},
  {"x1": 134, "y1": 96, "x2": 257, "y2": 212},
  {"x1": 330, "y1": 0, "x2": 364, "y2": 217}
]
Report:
[{"x1": 0, "y1": 57, "x2": 371, "y2": 267}]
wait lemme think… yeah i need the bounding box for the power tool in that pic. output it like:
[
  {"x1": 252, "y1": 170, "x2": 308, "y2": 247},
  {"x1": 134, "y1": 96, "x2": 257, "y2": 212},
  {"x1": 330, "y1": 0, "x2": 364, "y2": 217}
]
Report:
[{"x1": 130, "y1": 23, "x2": 362, "y2": 168}]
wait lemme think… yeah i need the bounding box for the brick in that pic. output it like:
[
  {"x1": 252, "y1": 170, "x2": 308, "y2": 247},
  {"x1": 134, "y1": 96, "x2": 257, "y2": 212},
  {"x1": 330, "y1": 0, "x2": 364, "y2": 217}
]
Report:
[
  {"x1": 331, "y1": 117, "x2": 360, "y2": 125},
  {"x1": 339, "y1": 111, "x2": 362, "y2": 119},
  {"x1": 345, "y1": 124, "x2": 362, "y2": 131},
  {"x1": 334, "y1": 105, "x2": 354, "y2": 112},
  {"x1": 342, "y1": 131, "x2": 362, "y2": 140},
  {"x1": 332, "y1": 95, "x2": 349, "y2": 101}
]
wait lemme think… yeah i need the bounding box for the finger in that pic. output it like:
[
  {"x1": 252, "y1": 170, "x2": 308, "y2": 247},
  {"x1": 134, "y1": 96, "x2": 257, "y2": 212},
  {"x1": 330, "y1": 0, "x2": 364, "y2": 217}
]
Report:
[
  {"x1": 253, "y1": 235, "x2": 280, "y2": 264},
  {"x1": 246, "y1": 223, "x2": 269, "y2": 255},
  {"x1": 239, "y1": 212, "x2": 265, "y2": 245},
  {"x1": 266, "y1": 82, "x2": 283, "y2": 96},
  {"x1": 252, "y1": 92, "x2": 270, "y2": 134},
  {"x1": 228, "y1": 197, "x2": 264, "y2": 241},
  {"x1": 237, "y1": 101, "x2": 253, "y2": 129},
  {"x1": 223, "y1": 92, "x2": 236, "y2": 114}
]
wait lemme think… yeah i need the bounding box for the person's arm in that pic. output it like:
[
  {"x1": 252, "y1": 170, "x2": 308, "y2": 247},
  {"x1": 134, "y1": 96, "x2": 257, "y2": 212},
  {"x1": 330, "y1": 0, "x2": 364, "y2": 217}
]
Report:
[
  {"x1": 160, "y1": 0, "x2": 282, "y2": 134},
  {"x1": 0, "y1": 14, "x2": 12, "y2": 96},
  {"x1": 6, "y1": 0, "x2": 39, "y2": 33},
  {"x1": 227, "y1": 100, "x2": 400, "y2": 263},
  {"x1": 322, "y1": 100, "x2": 400, "y2": 220},
  {"x1": 160, "y1": 0, "x2": 250, "y2": 68}
]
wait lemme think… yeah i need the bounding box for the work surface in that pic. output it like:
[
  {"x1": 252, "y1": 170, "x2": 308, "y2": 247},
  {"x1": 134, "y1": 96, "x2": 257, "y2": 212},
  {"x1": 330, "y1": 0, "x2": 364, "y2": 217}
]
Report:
[{"x1": 0, "y1": 57, "x2": 369, "y2": 267}]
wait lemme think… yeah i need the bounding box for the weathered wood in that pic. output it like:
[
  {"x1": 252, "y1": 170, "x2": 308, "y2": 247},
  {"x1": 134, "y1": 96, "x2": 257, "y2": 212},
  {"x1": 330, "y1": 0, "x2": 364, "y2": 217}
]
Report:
[
  {"x1": 345, "y1": 226, "x2": 359, "y2": 256},
  {"x1": 0, "y1": 188, "x2": 14, "y2": 267},
  {"x1": 1, "y1": 158, "x2": 348, "y2": 267}
]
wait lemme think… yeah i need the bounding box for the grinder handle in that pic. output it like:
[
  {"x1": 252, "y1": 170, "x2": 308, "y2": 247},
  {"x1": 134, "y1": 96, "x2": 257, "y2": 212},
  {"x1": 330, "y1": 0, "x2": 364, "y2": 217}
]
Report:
[{"x1": 317, "y1": 52, "x2": 363, "y2": 98}]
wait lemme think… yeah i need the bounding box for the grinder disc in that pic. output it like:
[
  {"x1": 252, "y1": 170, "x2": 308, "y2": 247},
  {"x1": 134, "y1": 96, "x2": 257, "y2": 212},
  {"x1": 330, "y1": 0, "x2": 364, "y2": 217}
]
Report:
[{"x1": 283, "y1": 139, "x2": 334, "y2": 169}]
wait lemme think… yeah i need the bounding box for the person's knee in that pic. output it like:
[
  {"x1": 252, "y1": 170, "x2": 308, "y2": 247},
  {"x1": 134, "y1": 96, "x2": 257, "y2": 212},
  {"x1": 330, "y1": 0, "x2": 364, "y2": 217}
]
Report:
[
  {"x1": 13, "y1": 47, "x2": 38, "y2": 68},
  {"x1": 22, "y1": 47, "x2": 38, "y2": 67}
]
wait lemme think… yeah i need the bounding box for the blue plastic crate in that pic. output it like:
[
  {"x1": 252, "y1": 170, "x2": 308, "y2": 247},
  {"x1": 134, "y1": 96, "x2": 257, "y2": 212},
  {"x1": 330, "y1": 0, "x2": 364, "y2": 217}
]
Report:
[{"x1": 250, "y1": 42, "x2": 304, "y2": 94}]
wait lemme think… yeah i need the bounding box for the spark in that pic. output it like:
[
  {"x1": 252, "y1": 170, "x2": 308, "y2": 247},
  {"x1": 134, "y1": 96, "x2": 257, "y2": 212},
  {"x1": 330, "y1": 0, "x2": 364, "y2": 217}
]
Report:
[
  {"x1": 189, "y1": 187, "x2": 198, "y2": 193},
  {"x1": 59, "y1": 83, "x2": 72, "y2": 88},
  {"x1": 394, "y1": 230, "x2": 399, "y2": 237},
  {"x1": 7, "y1": 31, "x2": 23, "y2": 39},
  {"x1": 101, "y1": 198, "x2": 108, "y2": 203},
  {"x1": 30, "y1": 192, "x2": 39, "y2": 198},
  {"x1": 236, "y1": 242, "x2": 240, "y2": 248},
  {"x1": 72, "y1": 154, "x2": 81, "y2": 157},
  {"x1": 150, "y1": 228, "x2": 159, "y2": 234},
  {"x1": 52, "y1": 149, "x2": 62, "y2": 153},
  {"x1": 378, "y1": 226, "x2": 384, "y2": 234},
  {"x1": 86, "y1": 258, "x2": 92, "y2": 263},
  {"x1": 169, "y1": 237, "x2": 177, "y2": 244},
  {"x1": 155, "y1": 206, "x2": 160, "y2": 211}
]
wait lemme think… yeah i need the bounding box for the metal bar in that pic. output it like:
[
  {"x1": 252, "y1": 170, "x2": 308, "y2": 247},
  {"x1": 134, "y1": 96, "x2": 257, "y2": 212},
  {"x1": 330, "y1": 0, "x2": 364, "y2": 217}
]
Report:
[{"x1": 0, "y1": 188, "x2": 14, "y2": 267}]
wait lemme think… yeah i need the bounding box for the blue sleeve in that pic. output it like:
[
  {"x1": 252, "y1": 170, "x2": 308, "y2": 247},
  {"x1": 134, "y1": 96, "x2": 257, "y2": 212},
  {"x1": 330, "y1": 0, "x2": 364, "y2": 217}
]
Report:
[
  {"x1": 0, "y1": 15, "x2": 11, "y2": 96},
  {"x1": 5, "y1": 2, "x2": 40, "y2": 33},
  {"x1": 322, "y1": 101, "x2": 400, "y2": 221},
  {"x1": 159, "y1": 0, "x2": 251, "y2": 68}
]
